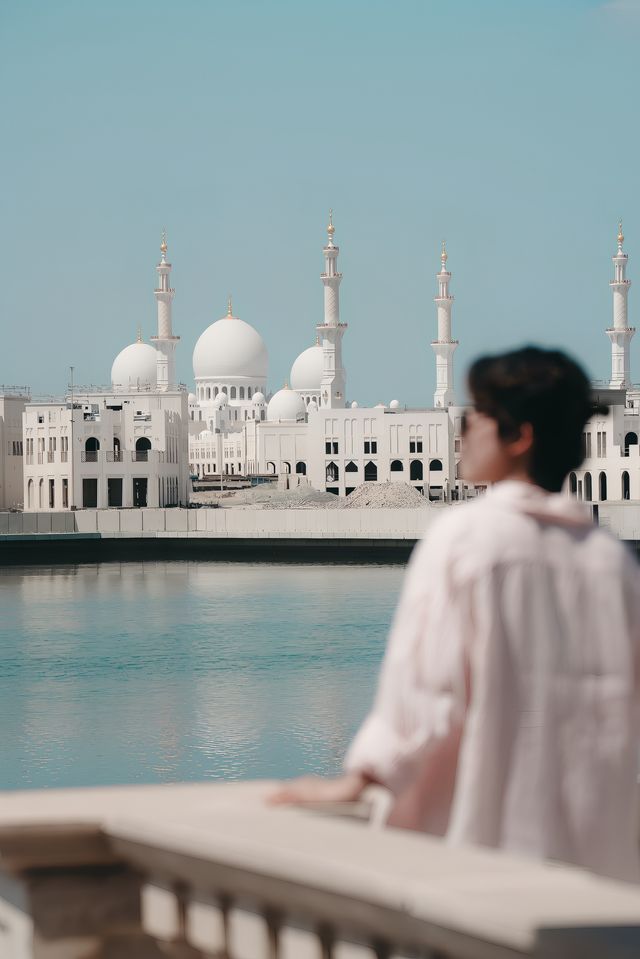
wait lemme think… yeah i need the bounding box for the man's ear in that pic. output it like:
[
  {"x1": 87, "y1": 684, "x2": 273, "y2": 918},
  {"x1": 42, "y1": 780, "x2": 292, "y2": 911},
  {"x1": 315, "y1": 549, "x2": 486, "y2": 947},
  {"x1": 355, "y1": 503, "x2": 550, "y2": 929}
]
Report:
[{"x1": 507, "y1": 422, "x2": 534, "y2": 458}]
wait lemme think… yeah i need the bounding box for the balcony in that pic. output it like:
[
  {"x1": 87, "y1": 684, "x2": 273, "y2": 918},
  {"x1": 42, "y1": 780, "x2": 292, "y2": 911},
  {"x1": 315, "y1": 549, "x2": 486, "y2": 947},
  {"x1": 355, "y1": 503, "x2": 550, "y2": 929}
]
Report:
[
  {"x1": 106, "y1": 450, "x2": 124, "y2": 462},
  {"x1": 81, "y1": 451, "x2": 99, "y2": 462},
  {"x1": 132, "y1": 450, "x2": 149, "y2": 462},
  {"x1": 1, "y1": 781, "x2": 639, "y2": 959}
]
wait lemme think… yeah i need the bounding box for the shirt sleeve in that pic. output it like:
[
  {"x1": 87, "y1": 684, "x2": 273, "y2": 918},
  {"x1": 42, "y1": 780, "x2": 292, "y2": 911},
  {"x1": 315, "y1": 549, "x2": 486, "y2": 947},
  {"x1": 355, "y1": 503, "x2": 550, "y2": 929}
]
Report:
[{"x1": 344, "y1": 517, "x2": 472, "y2": 795}]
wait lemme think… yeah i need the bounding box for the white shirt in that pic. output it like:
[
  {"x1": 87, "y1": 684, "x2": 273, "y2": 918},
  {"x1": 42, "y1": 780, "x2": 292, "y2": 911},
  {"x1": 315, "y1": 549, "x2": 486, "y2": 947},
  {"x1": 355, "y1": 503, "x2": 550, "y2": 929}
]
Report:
[{"x1": 345, "y1": 481, "x2": 640, "y2": 882}]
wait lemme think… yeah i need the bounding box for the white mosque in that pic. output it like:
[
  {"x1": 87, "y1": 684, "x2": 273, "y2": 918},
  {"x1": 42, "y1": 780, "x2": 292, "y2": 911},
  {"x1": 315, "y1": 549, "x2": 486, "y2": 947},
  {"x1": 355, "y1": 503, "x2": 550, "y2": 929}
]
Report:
[{"x1": 13, "y1": 217, "x2": 640, "y2": 511}]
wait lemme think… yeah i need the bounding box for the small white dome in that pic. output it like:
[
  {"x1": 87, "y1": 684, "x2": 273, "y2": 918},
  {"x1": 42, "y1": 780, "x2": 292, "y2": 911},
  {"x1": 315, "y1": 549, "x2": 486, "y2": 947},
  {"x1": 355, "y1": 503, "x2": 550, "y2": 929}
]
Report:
[
  {"x1": 375, "y1": 403, "x2": 386, "y2": 409},
  {"x1": 188, "y1": 392, "x2": 197, "y2": 404},
  {"x1": 192, "y1": 312, "x2": 268, "y2": 380},
  {"x1": 308, "y1": 399, "x2": 319, "y2": 412},
  {"x1": 213, "y1": 392, "x2": 228, "y2": 408},
  {"x1": 111, "y1": 341, "x2": 158, "y2": 390},
  {"x1": 290, "y1": 343, "x2": 323, "y2": 391},
  {"x1": 389, "y1": 399, "x2": 400, "y2": 410},
  {"x1": 351, "y1": 401, "x2": 359, "y2": 409},
  {"x1": 252, "y1": 391, "x2": 266, "y2": 405},
  {"x1": 267, "y1": 387, "x2": 306, "y2": 423}
]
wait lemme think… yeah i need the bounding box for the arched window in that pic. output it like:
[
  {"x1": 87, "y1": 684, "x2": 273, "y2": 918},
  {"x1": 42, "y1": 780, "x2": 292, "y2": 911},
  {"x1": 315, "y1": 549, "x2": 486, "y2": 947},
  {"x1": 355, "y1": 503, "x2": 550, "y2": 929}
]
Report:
[
  {"x1": 326, "y1": 462, "x2": 339, "y2": 483},
  {"x1": 84, "y1": 437, "x2": 99, "y2": 462},
  {"x1": 390, "y1": 460, "x2": 403, "y2": 472},
  {"x1": 247, "y1": 387, "x2": 252, "y2": 399},
  {"x1": 364, "y1": 461, "x2": 377, "y2": 482},
  {"x1": 135, "y1": 436, "x2": 151, "y2": 462},
  {"x1": 260, "y1": 411, "x2": 265, "y2": 421},
  {"x1": 38, "y1": 478, "x2": 44, "y2": 508},
  {"x1": 283, "y1": 461, "x2": 291, "y2": 474},
  {"x1": 599, "y1": 471, "x2": 607, "y2": 501},
  {"x1": 345, "y1": 461, "x2": 358, "y2": 472},
  {"x1": 410, "y1": 460, "x2": 423, "y2": 481},
  {"x1": 296, "y1": 461, "x2": 306, "y2": 475},
  {"x1": 624, "y1": 432, "x2": 638, "y2": 457},
  {"x1": 267, "y1": 461, "x2": 276, "y2": 474},
  {"x1": 239, "y1": 387, "x2": 245, "y2": 399},
  {"x1": 569, "y1": 471, "x2": 577, "y2": 495},
  {"x1": 213, "y1": 387, "x2": 219, "y2": 398},
  {"x1": 622, "y1": 471, "x2": 630, "y2": 500},
  {"x1": 230, "y1": 387, "x2": 237, "y2": 399},
  {"x1": 429, "y1": 459, "x2": 443, "y2": 471},
  {"x1": 584, "y1": 471, "x2": 592, "y2": 502},
  {"x1": 27, "y1": 478, "x2": 33, "y2": 509},
  {"x1": 206, "y1": 387, "x2": 211, "y2": 400}
]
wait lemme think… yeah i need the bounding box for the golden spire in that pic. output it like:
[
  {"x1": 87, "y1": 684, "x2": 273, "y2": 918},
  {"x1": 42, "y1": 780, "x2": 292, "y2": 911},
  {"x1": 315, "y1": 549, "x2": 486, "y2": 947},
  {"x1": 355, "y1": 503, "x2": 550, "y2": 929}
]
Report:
[
  {"x1": 136, "y1": 326, "x2": 143, "y2": 343},
  {"x1": 227, "y1": 295, "x2": 233, "y2": 317},
  {"x1": 618, "y1": 220, "x2": 624, "y2": 249},
  {"x1": 327, "y1": 208, "x2": 335, "y2": 239},
  {"x1": 283, "y1": 380, "x2": 290, "y2": 389},
  {"x1": 315, "y1": 334, "x2": 320, "y2": 346},
  {"x1": 160, "y1": 230, "x2": 168, "y2": 256}
]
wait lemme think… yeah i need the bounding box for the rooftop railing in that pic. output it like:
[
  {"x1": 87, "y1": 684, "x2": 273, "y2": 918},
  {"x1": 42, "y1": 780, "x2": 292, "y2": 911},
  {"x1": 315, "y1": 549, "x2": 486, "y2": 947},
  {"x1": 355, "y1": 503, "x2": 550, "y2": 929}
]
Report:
[{"x1": 1, "y1": 781, "x2": 639, "y2": 959}]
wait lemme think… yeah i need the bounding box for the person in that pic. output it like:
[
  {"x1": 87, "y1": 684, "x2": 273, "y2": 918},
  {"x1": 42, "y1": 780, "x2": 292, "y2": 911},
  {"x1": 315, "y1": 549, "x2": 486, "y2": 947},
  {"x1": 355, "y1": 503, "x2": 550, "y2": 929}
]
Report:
[{"x1": 270, "y1": 346, "x2": 640, "y2": 883}]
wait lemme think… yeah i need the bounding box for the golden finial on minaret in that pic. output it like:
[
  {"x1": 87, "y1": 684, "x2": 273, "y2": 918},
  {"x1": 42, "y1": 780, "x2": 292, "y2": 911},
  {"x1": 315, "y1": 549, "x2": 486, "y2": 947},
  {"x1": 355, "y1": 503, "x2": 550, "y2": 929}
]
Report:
[
  {"x1": 283, "y1": 380, "x2": 290, "y2": 390},
  {"x1": 618, "y1": 220, "x2": 624, "y2": 249},
  {"x1": 136, "y1": 326, "x2": 143, "y2": 343},
  {"x1": 441, "y1": 239, "x2": 448, "y2": 264},
  {"x1": 227, "y1": 295, "x2": 233, "y2": 317},
  {"x1": 160, "y1": 230, "x2": 168, "y2": 256},
  {"x1": 315, "y1": 334, "x2": 320, "y2": 346},
  {"x1": 327, "y1": 208, "x2": 335, "y2": 238}
]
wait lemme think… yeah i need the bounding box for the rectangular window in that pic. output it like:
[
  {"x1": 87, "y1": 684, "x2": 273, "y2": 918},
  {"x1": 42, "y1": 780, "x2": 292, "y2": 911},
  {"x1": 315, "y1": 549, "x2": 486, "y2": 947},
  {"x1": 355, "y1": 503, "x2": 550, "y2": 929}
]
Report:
[
  {"x1": 586, "y1": 433, "x2": 591, "y2": 458},
  {"x1": 364, "y1": 441, "x2": 370, "y2": 454},
  {"x1": 108, "y1": 478, "x2": 123, "y2": 508},
  {"x1": 48, "y1": 479, "x2": 55, "y2": 509},
  {"x1": 325, "y1": 441, "x2": 331, "y2": 454},
  {"x1": 371, "y1": 441, "x2": 378, "y2": 454},
  {"x1": 133, "y1": 477, "x2": 148, "y2": 508},
  {"x1": 332, "y1": 441, "x2": 338, "y2": 454},
  {"x1": 82, "y1": 478, "x2": 98, "y2": 508},
  {"x1": 409, "y1": 440, "x2": 416, "y2": 453},
  {"x1": 602, "y1": 432, "x2": 606, "y2": 457},
  {"x1": 62, "y1": 478, "x2": 69, "y2": 509},
  {"x1": 416, "y1": 440, "x2": 423, "y2": 453}
]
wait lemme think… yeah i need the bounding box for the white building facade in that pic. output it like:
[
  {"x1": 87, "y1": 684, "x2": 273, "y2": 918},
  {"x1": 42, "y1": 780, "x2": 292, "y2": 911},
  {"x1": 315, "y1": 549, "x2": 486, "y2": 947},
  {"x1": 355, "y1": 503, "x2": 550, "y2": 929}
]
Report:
[
  {"x1": 0, "y1": 388, "x2": 30, "y2": 510},
  {"x1": 23, "y1": 239, "x2": 190, "y2": 511}
]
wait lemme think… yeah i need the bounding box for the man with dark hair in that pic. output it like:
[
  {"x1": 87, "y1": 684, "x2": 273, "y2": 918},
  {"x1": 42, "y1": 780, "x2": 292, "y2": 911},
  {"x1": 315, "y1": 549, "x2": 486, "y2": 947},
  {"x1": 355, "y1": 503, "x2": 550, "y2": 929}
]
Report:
[{"x1": 272, "y1": 346, "x2": 640, "y2": 883}]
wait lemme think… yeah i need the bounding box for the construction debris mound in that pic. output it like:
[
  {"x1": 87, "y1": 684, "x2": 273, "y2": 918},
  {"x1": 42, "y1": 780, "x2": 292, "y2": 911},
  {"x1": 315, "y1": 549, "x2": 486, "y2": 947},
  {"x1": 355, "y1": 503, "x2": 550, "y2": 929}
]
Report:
[{"x1": 340, "y1": 482, "x2": 428, "y2": 509}]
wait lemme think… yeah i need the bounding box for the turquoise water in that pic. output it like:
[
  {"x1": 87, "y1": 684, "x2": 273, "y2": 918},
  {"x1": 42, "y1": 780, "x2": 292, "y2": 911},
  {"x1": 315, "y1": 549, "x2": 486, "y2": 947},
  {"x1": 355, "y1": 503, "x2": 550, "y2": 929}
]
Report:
[{"x1": 0, "y1": 562, "x2": 404, "y2": 791}]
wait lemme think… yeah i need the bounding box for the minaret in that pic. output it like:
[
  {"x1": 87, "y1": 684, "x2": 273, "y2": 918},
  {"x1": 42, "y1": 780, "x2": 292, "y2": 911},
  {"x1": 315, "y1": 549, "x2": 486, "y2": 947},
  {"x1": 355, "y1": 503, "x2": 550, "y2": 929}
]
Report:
[
  {"x1": 150, "y1": 232, "x2": 179, "y2": 391},
  {"x1": 431, "y1": 240, "x2": 458, "y2": 407},
  {"x1": 316, "y1": 211, "x2": 347, "y2": 408},
  {"x1": 607, "y1": 221, "x2": 634, "y2": 389}
]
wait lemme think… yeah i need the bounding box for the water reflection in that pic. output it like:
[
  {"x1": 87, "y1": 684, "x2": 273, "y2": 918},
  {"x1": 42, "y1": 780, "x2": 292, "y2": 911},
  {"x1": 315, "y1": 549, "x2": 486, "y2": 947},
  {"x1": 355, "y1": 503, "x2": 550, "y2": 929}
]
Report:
[{"x1": 0, "y1": 562, "x2": 403, "y2": 790}]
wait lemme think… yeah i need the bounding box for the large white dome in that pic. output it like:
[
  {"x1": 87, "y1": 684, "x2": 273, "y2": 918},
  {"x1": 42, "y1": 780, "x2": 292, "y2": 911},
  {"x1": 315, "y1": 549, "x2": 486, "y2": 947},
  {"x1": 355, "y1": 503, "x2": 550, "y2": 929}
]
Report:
[
  {"x1": 267, "y1": 387, "x2": 306, "y2": 423},
  {"x1": 111, "y1": 341, "x2": 158, "y2": 390},
  {"x1": 290, "y1": 343, "x2": 323, "y2": 391},
  {"x1": 192, "y1": 312, "x2": 268, "y2": 380}
]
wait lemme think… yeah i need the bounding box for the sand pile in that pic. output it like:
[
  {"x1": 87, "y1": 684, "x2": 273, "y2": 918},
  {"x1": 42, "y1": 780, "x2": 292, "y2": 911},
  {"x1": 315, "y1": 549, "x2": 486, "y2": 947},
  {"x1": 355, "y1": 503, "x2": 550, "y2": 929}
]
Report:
[{"x1": 340, "y1": 481, "x2": 428, "y2": 509}]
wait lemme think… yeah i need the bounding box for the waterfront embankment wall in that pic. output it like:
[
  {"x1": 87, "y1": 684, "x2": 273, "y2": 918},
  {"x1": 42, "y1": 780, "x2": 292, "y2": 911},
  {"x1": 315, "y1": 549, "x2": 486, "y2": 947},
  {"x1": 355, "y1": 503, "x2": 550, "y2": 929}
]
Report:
[
  {"x1": 0, "y1": 507, "x2": 439, "y2": 563},
  {"x1": 0, "y1": 504, "x2": 637, "y2": 564}
]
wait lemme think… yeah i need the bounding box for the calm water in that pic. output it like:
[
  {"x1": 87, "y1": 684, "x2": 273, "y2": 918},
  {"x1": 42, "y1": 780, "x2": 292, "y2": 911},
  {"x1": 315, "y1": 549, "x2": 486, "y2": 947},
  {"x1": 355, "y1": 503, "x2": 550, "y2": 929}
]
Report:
[{"x1": 0, "y1": 562, "x2": 404, "y2": 791}]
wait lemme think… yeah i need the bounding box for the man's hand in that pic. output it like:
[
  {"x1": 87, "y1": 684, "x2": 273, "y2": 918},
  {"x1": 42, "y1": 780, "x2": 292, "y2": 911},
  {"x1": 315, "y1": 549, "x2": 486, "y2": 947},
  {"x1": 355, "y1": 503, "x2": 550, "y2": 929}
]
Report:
[{"x1": 267, "y1": 771, "x2": 369, "y2": 806}]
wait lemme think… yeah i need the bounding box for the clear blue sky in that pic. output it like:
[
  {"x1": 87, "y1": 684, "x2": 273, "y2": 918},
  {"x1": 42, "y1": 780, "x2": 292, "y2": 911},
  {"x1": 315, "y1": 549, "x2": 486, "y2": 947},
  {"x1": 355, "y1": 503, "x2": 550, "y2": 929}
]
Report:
[{"x1": 1, "y1": 0, "x2": 639, "y2": 404}]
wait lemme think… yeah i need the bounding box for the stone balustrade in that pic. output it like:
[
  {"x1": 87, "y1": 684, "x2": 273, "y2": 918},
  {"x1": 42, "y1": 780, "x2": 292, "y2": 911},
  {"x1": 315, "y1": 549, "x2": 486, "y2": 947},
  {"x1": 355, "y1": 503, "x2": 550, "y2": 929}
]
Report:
[{"x1": 1, "y1": 781, "x2": 640, "y2": 958}]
